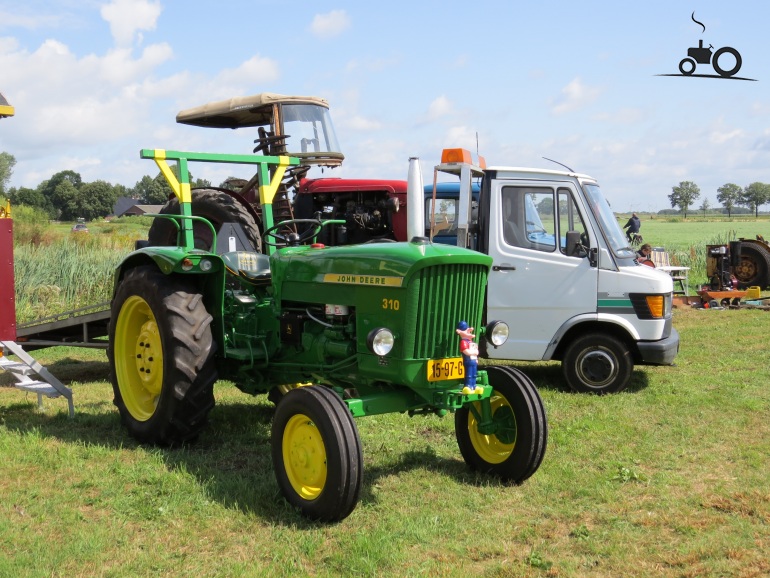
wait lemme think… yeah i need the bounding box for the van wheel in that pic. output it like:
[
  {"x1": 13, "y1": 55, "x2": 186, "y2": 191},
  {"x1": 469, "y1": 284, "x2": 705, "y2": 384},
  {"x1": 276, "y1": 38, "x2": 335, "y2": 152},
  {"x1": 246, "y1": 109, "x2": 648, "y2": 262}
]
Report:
[
  {"x1": 562, "y1": 333, "x2": 632, "y2": 394},
  {"x1": 455, "y1": 366, "x2": 547, "y2": 482},
  {"x1": 272, "y1": 386, "x2": 362, "y2": 522}
]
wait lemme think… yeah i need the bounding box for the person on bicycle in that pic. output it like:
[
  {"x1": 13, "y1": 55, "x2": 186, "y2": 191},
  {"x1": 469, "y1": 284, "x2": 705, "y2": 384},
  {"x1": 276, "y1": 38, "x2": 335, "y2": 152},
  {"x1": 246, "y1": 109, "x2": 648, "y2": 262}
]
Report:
[{"x1": 623, "y1": 213, "x2": 641, "y2": 243}]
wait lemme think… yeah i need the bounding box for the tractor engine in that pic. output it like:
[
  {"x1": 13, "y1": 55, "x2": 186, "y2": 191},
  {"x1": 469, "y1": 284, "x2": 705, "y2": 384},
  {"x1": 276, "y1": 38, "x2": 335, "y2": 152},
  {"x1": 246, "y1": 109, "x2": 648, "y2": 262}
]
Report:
[
  {"x1": 293, "y1": 178, "x2": 406, "y2": 245},
  {"x1": 278, "y1": 303, "x2": 356, "y2": 364}
]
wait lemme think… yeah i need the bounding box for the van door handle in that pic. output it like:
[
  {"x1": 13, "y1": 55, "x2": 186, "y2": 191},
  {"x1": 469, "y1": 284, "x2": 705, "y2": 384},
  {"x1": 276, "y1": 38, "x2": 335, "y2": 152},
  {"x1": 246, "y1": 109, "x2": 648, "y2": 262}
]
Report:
[{"x1": 492, "y1": 265, "x2": 516, "y2": 271}]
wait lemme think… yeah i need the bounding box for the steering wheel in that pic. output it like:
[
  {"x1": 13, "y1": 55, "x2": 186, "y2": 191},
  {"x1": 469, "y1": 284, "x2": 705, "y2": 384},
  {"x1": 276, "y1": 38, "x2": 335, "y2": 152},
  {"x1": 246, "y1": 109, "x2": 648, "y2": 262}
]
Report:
[{"x1": 262, "y1": 218, "x2": 324, "y2": 248}]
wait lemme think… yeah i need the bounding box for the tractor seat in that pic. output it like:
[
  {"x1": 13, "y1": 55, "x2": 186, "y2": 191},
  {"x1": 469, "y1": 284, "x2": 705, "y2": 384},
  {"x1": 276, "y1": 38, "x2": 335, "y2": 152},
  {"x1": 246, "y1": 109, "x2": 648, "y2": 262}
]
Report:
[{"x1": 221, "y1": 251, "x2": 272, "y2": 285}]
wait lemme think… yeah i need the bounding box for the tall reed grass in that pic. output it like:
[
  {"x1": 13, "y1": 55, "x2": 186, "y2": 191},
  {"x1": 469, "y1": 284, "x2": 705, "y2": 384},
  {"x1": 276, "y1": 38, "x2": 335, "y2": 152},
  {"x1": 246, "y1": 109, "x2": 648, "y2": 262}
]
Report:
[{"x1": 13, "y1": 230, "x2": 139, "y2": 323}]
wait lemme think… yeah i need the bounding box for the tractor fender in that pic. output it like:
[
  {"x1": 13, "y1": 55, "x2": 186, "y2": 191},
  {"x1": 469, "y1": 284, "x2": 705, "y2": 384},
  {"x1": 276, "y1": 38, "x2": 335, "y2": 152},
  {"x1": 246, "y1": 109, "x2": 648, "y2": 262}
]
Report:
[{"x1": 112, "y1": 247, "x2": 224, "y2": 297}]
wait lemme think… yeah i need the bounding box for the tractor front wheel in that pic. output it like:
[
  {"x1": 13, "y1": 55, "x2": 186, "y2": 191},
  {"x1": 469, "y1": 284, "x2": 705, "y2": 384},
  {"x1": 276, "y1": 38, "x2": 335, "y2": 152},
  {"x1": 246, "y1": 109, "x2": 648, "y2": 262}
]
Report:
[
  {"x1": 455, "y1": 366, "x2": 547, "y2": 483},
  {"x1": 108, "y1": 266, "x2": 217, "y2": 445},
  {"x1": 272, "y1": 386, "x2": 363, "y2": 522}
]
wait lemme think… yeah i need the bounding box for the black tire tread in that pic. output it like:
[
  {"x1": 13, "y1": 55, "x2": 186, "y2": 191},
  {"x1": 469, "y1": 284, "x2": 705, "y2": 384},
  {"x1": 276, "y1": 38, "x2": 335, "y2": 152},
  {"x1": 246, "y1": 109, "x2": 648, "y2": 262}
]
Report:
[
  {"x1": 455, "y1": 365, "x2": 548, "y2": 483},
  {"x1": 272, "y1": 386, "x2": 362, "y2": 522},
  {"x1": 147, "y1": 188, "x2": 262, "y2": 253},
  {"x1": 735, "y1": 243, "x2": 770, "y2": 289},
  {"x1": 108, "y1": 266, "x2": 217, "y2": 446},
  {"x1": 562, "y1": 332, "x2": 632, "y2": 394}
]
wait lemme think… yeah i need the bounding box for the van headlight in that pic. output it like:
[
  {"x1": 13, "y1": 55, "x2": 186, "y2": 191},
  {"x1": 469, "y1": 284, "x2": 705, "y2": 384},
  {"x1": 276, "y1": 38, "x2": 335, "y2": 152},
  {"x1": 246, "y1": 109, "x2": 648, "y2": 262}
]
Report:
[
  {"x1": 367, "y1": 328, "x2": 395, "y2": 356},
  {"x1": 485, "y1": 321, "x2": 509, "y2": 348}
]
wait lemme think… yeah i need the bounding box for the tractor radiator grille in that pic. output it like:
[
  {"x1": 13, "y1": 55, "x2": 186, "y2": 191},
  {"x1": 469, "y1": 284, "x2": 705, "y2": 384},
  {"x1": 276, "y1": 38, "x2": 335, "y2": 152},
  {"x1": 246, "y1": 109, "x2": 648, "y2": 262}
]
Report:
[{"x1": 410, "y1": 264, "x2": 488, "y2": 359}]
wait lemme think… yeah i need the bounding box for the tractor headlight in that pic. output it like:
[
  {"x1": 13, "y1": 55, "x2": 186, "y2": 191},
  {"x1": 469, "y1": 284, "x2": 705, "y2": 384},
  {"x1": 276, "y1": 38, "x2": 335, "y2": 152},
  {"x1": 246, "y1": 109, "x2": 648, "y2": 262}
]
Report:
[
  {"x1": 200, "y1": 258, "x2": 213, "y2": 272},
  {"x1": 485, "y1": 321, "x2": 509, "y2": 348},
  {"x1": 367, "y1": 328, "x2": 395, "y2": 356}
]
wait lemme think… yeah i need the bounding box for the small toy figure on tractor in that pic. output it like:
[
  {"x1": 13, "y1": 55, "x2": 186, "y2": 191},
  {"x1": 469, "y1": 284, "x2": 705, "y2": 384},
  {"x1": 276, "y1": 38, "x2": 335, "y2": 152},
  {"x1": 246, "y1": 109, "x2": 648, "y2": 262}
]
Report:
[{"x1": 107, "y1": 148, "x2": 548, "y2": 521}]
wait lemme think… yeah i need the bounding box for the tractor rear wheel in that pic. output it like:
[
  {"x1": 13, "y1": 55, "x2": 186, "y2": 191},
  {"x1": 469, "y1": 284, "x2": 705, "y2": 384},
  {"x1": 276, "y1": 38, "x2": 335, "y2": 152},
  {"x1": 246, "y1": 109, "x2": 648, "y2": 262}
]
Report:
[
  {"x1": 272, "y1": 386, "x2": 363, "y2": 522},
  {"x1": 147, "y1": 188, "x2": 262, "y2": 252},
  {"x1": 455, "y1": 366, "x2": 547, "y2": 483},
  {"x1": 734, "y1": 243, "x2": 770, "y2": 288},
  {"x1": 108, "y1": 266, "x2": 217, "y2": 445}
]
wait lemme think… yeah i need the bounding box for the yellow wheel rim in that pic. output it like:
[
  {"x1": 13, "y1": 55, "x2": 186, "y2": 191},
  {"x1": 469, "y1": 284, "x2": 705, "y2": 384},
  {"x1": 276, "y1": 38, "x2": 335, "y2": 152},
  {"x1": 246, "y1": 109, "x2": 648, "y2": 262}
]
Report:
[
  {"x1": 282, "y1": 414, "x2": 327, "y2": 501},
  {"x1": 114, "y1": 295, "x2": 164, "y2": 421},
  {"x1": 467, "y1": 390, "x2": 517, "y2": 464}
]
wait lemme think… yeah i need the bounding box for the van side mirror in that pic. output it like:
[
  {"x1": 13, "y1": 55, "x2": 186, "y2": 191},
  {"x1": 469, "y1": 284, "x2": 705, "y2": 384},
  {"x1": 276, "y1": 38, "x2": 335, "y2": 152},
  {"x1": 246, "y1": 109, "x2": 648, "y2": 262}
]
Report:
[{"x1": 565, "y1": 231, "x2": 585, "y2": 257}]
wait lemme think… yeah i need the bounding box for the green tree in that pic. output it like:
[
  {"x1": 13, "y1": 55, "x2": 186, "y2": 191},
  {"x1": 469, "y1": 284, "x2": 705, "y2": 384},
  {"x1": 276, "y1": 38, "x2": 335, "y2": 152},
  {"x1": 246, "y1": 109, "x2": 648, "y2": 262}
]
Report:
[
  {"x1": 78, "y1": 180, "x2": 119, "y2": 220},
  {"x1": 41, "y1": 170, "x2": 83, "y2": 219},
  {"x1": 131, "y1": 174, "x2": 171, "y2": 204},
  {"x1": 0, "y1": 152, "x2": 15, "y2": 195},
  {"x1": 668, "y1": 181, "x2": 700, "y2": 218},
  {"x1": 740, "y1": 182, "x2": 770, "y2": 218},
  {"x1": 716, "y1": 183, "x2": 742, "y2": 218},
  {"x1": 699, "y1": 197, "x2": 710, "y2": 217},
  {"x1": 219, "y1": 176, "x2": 245, "y2": 191},
  {"x1": 52, "y1": 179, "x2": 79, "y2": 220},
  {"x1": 7, "y1": 186, "x2": 53, "y2": 215}
]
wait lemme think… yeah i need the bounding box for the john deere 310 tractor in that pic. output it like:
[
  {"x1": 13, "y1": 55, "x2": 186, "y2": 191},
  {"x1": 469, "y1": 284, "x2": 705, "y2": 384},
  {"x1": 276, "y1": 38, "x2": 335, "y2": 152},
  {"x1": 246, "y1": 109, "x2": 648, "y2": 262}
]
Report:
[{"x1": 107, "y1": 146, "x2": 547, "y2": 522}]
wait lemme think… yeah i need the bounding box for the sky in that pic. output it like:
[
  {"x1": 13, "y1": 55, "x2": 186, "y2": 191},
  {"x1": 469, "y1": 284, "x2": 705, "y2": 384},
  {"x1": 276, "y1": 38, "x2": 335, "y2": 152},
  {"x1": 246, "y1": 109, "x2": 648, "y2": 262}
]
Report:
[{"x1": 1, "y1": 0, "x2": 769, "y2": 212}]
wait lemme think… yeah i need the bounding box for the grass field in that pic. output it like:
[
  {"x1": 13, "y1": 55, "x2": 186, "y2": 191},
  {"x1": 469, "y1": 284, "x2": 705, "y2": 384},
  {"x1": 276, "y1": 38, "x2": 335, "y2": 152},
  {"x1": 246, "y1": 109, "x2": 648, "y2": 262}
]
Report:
[
  {"x1": 2, "y1": 218, "x2": 768, "y2": 576},
  {"x1": 1, "y1": 308, "x2": 768, "y2": 577}
]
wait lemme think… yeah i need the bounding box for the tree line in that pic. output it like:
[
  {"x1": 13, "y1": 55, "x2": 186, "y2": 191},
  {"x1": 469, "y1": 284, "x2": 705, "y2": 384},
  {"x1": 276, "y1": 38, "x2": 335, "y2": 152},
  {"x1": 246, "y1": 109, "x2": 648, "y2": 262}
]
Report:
[
  {"x1": 0, "y1": 151, "x2": 223, "y2": 221},
  {"x1": 3, "y1": 150, "x2": 770, "y2": 222},
  {"x1": 668, "y1": 180, "x2": 770, "y2": 219}
]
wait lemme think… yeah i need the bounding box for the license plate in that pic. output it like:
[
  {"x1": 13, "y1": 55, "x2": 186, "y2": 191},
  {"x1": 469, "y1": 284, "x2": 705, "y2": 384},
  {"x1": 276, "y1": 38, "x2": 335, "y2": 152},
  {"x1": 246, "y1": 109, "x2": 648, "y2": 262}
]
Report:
[{"x1": 427, "y1": 357, "x2": 464, "y2": 382}]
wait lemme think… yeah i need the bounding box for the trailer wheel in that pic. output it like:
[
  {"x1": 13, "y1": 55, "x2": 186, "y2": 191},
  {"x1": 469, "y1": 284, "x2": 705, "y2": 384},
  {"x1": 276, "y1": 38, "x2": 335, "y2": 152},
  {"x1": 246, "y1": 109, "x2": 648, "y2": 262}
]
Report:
[
  {"x1": 734, "y1": 243, "x2": 770, "y2": 288},
  {"x1": 148, "y1": 188, "x2": 262, "y2": 253},
  {"x1": 562, "y1": 333, "x2": 632, "y2": 394},
  {"x1": 108, "y1": 266, "x2": 217, "y2": 445},
  {"x1": 272, "y1": 386, "x2": 362, "y2": 522},
  {"x1": 455, "y1": 366, "x2": 547, "y2": 483}
]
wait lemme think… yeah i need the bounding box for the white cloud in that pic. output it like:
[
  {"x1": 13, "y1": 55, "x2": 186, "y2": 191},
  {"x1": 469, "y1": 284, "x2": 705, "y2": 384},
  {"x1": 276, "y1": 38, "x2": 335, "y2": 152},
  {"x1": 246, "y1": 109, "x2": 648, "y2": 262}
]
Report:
[
  {"x1": 550, "y1": 78, "x2": 602, "y2": 115},
  {"x1": 427, "y1": 96, "x2": 453, "y2": 120},
  {"x1": 340, "y1": 114, "x2": 382, "y2": 131},
  {"x1": 592, "y1": 107, "x2": 645, "y2": 125},
  {"x1": 214, "y1": 54, "x2": 280, "y2": 86},
  {"x1": 100, "y1": 0, "x2": 162, "y2": 47},
  {"x1": 310, "y1": 10, "x2": 350, "y2": 39},
  {"x1": 710, "y1": 129, "x2": 743, "y2": 144},
  {"x1": 0, "y1": 11, "x2": 62, "y2": 30},
  {"x1": 443, "y1": 126, "x2": 479, "y2": 151}
]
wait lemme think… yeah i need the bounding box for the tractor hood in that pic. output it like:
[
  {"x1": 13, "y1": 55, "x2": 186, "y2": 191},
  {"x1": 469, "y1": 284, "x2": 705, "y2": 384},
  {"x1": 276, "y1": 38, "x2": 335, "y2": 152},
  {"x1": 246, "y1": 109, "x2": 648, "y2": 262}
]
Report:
[{"x1": 271, "y1": 239, "x2": 492, "y2": 287}]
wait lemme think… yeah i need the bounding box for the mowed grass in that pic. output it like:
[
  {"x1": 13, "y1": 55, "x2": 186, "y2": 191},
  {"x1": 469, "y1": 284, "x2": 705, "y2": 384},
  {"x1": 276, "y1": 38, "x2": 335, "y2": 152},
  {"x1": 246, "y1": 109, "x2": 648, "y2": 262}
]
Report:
[
  {"x1": 623, "y1": 216, "x2": 770, "y2": 286},
  {"x1": 1, "y1": 304, "x2": 768, "y2": 577}
]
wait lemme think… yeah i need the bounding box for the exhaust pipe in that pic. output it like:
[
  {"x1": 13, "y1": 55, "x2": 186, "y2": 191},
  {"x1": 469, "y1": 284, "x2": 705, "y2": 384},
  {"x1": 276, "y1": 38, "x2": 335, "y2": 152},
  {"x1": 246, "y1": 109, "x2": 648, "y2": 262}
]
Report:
[{"x1": 407, "y1": 157, "x2": 426, "y2": 242}]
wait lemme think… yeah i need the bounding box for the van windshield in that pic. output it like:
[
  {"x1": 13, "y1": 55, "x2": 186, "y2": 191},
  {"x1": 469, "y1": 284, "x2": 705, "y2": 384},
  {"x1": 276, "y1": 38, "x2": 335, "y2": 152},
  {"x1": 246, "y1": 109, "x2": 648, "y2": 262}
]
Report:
[{"x1": 582, "y1": 183, "x2": 635, "y2": 259}]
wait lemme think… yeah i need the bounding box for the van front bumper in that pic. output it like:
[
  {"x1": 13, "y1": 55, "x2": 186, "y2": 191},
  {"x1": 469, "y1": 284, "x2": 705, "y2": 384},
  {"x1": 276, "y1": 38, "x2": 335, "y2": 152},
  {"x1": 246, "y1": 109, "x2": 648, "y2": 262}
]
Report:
[{"x1": 637, "y1": 328, "x2": 679, "y2": 366}]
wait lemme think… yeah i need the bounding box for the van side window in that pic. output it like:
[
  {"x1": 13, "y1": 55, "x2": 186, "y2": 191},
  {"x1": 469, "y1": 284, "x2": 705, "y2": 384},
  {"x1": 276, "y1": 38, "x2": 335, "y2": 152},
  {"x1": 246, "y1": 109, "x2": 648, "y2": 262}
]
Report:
[
  {"x1": 557, "y1": 188, "x2": 589, "y2": 256},
  {"x1": 501, "y1": 186, "x2": 556, "y2": 252}
]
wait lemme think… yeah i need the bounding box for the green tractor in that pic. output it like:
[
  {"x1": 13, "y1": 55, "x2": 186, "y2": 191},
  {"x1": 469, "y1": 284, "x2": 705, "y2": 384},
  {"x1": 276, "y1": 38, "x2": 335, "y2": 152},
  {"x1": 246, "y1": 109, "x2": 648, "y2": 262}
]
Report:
[{"x1": 107, "y1": 148, "x2": 547, "y2": 522}]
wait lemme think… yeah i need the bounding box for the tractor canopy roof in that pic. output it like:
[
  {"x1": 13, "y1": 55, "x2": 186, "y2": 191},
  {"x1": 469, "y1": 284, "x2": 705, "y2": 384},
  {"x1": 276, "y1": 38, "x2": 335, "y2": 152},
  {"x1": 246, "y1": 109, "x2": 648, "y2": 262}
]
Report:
[{"x1": 176, "y1": 93, "x2": 330, "y2": 129}]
